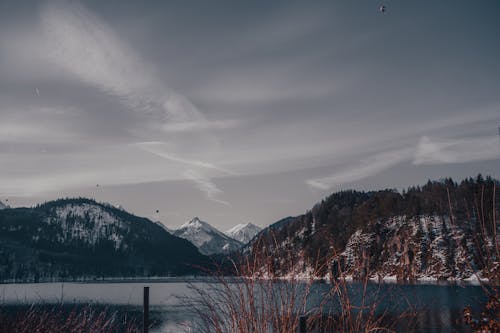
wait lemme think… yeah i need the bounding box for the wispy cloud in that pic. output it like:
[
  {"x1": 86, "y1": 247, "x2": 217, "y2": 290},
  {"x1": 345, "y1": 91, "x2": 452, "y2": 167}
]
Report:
[
  {"x1": 135, "y1": 141, "x2": 234, "y2": 205},
  {"x1": 414, "y1": 135, "x2": 500, "y2": 165},
  {"x1": 39, "y1": 0, "x2": 203, "y2": 124},
  {"x1": 0, "y1": 105, "x2": 77, "y2": 144},
  {"x1": 162, "y1": 119, "x2": 241, "y2": 133},
  {"x1": 1, "y1": 0, "x2": 499, "y2": 229},
  {"x1": 0, "y1": 122, "x2": 66, "y2": 142},
  {"x1": 183, "y1": 170, "x2": 230, "y2": 206},
  {"x1": 307, "y1": 132, "x2": 500, "y2": 191},
  {"x1": 135, "y1": 141, "x2": 234, "y2": 175},
  {"x1": 0, "y1": 1, "x2": 237, "y2": 202},
  {"x1": 195, "y1": 69, "x2": 337, "y2": 105},
  {"x1": 33, "y1": 1, "x2": 237, "y2": 201},
  {"x1": 306, "y1": 148, "x2": 413, "y2": 190}
]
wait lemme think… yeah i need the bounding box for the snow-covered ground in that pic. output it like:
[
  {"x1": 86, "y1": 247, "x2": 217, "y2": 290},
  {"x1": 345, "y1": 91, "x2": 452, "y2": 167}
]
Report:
[{"x1": 44, "y1": 203, "x2": 128, "y2": 250}]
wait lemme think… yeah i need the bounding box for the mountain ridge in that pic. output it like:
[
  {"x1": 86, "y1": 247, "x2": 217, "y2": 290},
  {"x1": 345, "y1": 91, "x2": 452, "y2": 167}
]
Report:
[
  {"x1": 245, "y1": 176, "x2": 499, "y2": 282},
  {"x1": 1, "y1": 175, "x2": 498, "y2": 282},
  {"x1": 225, "y1": 223, "x2": 262, "y2": 244},
  {"x1": 0, "y1": 198, "x2": 208, "y2": 282},
  {"x1": 173, "y1": 217, "x2": 242, "y2": 255},
  {"x1": 0, "y1": 200, "x2": 9, "y2": 210}
]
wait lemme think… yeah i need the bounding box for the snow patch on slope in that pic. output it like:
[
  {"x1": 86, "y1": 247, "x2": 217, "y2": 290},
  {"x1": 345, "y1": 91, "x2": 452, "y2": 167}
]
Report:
[
  {"x1": 225, "y1": 223, "x2": 261, "y2": 244},
  {"x1": 249, "y1": 214, "x2": 495, "y2": 281},
  {"x1": 44, "y1": 203, "x2": 128, "y2": 250},
  {"x1": 174, "y1": 217, "x2": 242, "y2": 255}
]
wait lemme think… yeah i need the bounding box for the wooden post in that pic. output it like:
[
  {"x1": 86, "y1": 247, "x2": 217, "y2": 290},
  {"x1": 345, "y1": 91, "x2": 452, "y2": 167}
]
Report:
[
  {"x1": 299, "y1": 315, "x2": 307, "y2": 333},
  {"x1": 143, "y1": 286, "x2": 149, "y2": 333}
]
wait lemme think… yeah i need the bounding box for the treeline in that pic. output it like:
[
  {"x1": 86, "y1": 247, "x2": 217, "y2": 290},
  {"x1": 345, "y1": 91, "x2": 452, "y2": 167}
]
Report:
[{"x1": 248, "y1": 175, "x2": 499, "y2": 279}]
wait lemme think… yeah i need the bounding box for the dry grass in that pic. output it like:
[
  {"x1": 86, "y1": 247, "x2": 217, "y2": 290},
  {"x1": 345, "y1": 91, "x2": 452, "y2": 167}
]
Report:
[
  {"x1": 453, "y1": 182, "x2": 499, "y2": 332},
  {"x1": 185, "y1": 258, "x2": 311, "y2": 332},
  {"x1": 184, "y1": 235, "x2": 419, "y2": 333},
  {"x1": 0, "y1": 304, "x2": 141, "y2": 333},
  {"x1": 311, "y1": 259, "x2": 419, "y2": 333}
]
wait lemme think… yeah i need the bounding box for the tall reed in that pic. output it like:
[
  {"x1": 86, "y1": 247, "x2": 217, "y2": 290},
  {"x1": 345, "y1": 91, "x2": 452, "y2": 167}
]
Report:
[
  {"x1": 185, "y1": 233, "x2": 418, "y2": 333},
  {"x1": 451, "y1": 181, "x2": 499, "y2": 332},
  {"x1": 0, "y1": 304, "x2": 141, "y2": 333}
]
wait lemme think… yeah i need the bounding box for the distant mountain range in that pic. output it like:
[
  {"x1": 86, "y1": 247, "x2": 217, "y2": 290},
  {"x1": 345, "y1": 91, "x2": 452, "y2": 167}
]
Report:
[
  {"x1": 172, "y1": 217, "x2": 243, "y2": 255},
  {"x1": 0, "y1": 198, "x2": 208, "y2": 282},
  {"x1": 157, "y1": 218, "x2": 262, "y2": 255},
  {"x1": 225, "y1": 223, "x2": 262, "y2": 244},
  {"x1": 0, "y1": 175, "x2": 497, "y2": 283},
  {"x1": 0, "y1": 198, "x2": 261, "y2": 282}
]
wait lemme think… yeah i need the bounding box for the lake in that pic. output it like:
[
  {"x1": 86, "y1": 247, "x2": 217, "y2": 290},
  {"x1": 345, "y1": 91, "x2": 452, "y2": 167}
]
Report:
[{"x1": 0, "y1": 279, "x2": 491, "y2": 332}]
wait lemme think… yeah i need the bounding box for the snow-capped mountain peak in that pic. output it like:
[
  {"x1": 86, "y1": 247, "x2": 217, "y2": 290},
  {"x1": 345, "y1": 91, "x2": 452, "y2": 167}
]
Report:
[
  {"x1": 225, "y1": 223, "x2": 262, "y2": 244},
  {"x1": 174, "y1": 217, "x2": 242, "y2": 255},
  {"x1": 0, "y1": 200, "x2": 9, "y2": 210},
  {"x1": 180, "y1": 217, "x2": 209, "y2": 230}
]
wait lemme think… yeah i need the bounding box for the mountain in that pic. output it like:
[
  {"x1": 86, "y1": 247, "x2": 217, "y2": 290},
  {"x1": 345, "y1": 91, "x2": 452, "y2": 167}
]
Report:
[
  {"x1": 174, "y1": 217, "x2": 242, "y2": 255},
  {"x1": 154, "y1": 221, "x2": 174, "y2": 234},
  {"x1": 225, "y1": 223, "x2": 261, "y2": 244},
  {"x1": 246, "y1": 176, "x2": 499, "y2": 282},
  {"x1": 0, "y1": 198, "x2": 208, "y2": 282},
  {"x1": 0, "y1": 200, "x2": 9, "y2": 210}
]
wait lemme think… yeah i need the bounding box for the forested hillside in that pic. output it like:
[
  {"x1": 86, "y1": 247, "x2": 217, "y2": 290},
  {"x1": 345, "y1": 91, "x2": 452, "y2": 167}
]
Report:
[
  {"x1": 0, "y1": 198, "x2": 208, "y2": 282},
  {"x1": 247, "y1": 175, "x2": 499, "y2": 281}
]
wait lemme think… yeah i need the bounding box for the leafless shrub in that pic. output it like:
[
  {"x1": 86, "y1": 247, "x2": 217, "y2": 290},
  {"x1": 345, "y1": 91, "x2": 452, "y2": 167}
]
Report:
[
  {"x1": 184, "y1": 233, "x2": 418, "y2": 333},
  {"x1": 449, "y1": 181, "x2": 499, "y2": 332},
  {"x1": 0, "y1": 304, "x2": 141, "y2": 333},
  {"x1": 309, "y1": 251, "x2": 419, "y2": 333}
]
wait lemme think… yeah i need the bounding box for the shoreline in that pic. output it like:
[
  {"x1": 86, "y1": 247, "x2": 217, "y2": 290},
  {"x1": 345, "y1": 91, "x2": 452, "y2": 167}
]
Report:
[{"x1": 0, "y1": 274, "x2": 493, "y2": 286}]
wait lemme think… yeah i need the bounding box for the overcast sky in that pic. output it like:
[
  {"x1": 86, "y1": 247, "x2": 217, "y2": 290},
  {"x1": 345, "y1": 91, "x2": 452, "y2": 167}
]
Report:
[{"x1": 1, "y1": 0, "x2": 499, "y2": 230}]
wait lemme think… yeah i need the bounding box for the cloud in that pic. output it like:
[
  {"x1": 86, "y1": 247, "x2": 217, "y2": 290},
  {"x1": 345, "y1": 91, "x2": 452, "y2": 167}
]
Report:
[
  {"x1": 0, "y1": 105, "x2": 77, "y2": 144},
  {"x1": 307, "y1": 132, "x2": 500, "y2": 191},
  {"x1": 414, "y1": 135, "x2": 500, "y2": 165},
  {"x1": 0, "y1": 122, "x2": 64, "y2": 142},
  {"x1": 39, "y1": 0, "x2": 204, "y2": 124},
  {"x1": 0, "y1": 1, "x2": 236, "y2": 200},
  {"x1": 0, "y1": 144, "x2": 183, "y2": 196},
  {"x1": 306, "y1": 148, "x2": 414, "y2": 190},
  {"x1": 183, "y1": 170, "x2": 230, "y2": 206},
  {"x1": 1, "y1": 0, "x2": 499, "y2": 229},
  {"x1": 135, "y1": 141, "x2": 234, "y2": 175},
  {"x1": 134, "y1": 141, "x2": 235, "y2": 205},
  {"x1": 162, "y1": 119, "x2": 241, "y2": 133},
  {"x1": 15, "y1": 0, "x2": 238, "y2": 200},
  {"x1": 195, "y1": 70, "x2": 336, "y2": 105}
]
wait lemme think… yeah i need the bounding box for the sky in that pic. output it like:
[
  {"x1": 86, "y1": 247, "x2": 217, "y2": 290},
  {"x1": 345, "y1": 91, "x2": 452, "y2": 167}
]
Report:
[{"x1": 1, "y1": 0, "x2": 499, "y2": 231}]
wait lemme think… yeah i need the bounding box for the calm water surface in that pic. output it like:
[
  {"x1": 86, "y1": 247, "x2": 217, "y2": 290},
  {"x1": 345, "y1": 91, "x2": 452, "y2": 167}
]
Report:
[{"x1": 0, "y1": 280, "x2": 489, "y2": 332}]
